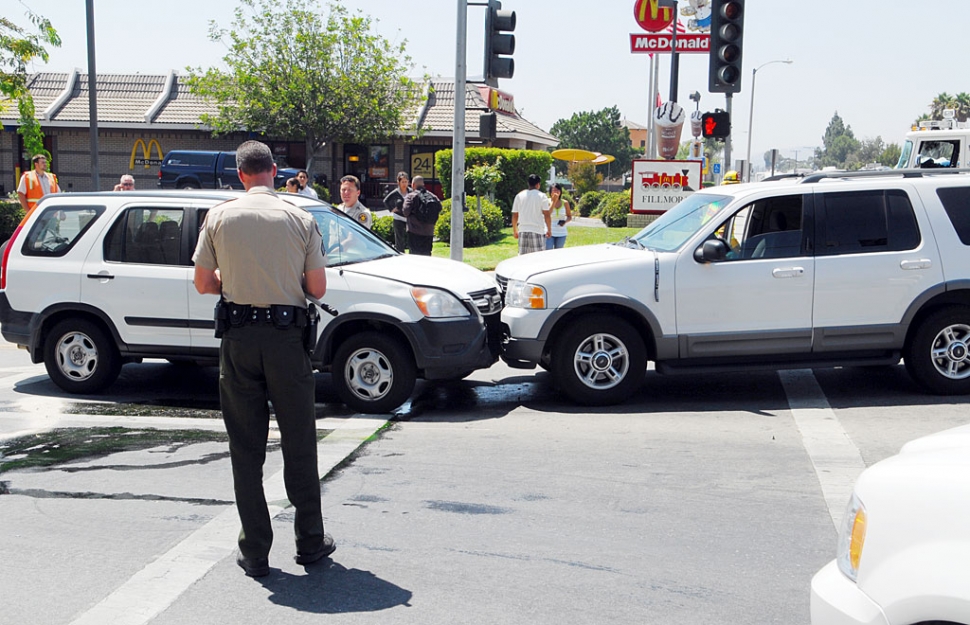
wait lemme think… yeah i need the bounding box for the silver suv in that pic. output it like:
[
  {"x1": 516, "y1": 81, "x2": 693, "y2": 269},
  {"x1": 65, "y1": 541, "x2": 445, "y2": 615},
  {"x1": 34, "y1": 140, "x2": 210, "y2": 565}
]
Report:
[
  {"x1": 496, "y1": 169, "x2": 970, "y2": 405},
  {"x1": 0, "y1": 191, "x2": 501, "y2": 413}
]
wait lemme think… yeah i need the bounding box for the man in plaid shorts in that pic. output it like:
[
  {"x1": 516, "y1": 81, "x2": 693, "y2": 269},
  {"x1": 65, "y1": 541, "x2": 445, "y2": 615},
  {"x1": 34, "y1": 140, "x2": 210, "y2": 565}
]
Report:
[{"x1": 511, "y1": 173, "x2": 551, "y2": 255}]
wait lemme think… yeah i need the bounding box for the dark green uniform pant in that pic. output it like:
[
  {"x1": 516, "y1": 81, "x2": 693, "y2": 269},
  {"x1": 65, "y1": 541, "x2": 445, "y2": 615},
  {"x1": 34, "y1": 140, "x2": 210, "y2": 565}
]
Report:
[{"x1": 219, "y1": 323, "x2": 323, "y2": 560}]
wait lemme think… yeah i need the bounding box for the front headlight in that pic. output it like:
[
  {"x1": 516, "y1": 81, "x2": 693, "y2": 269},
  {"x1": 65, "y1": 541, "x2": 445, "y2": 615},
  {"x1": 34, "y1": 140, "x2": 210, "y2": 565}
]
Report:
[
  {"x1": 505, "y1": 280, "x2": 546, "y2": 309},
  {"x1": 836, "y1": 493, "x2": 867, "y2": 582},
  {"x1": 410, "y1": 287, "x2": 470, "y2": 318}
]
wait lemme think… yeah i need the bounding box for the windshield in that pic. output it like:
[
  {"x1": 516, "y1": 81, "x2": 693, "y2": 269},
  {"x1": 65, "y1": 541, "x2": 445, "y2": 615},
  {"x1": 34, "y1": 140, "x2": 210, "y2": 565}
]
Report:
[
  {"x1": 630, "y1": 193, "x2": 733, "y2": 252},
  {"x1": 309, "y1": 207, "x2": 398, "y2": 267},
  {"x1": 895, "y1": 140, "x2": 913, "y2": 169}
]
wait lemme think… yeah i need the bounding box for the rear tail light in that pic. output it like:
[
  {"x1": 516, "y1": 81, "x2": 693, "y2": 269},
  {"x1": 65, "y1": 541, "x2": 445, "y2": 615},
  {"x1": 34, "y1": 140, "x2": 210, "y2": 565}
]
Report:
[{"x1": 1, "y1": 224, "x2": 23, "y2": 290}]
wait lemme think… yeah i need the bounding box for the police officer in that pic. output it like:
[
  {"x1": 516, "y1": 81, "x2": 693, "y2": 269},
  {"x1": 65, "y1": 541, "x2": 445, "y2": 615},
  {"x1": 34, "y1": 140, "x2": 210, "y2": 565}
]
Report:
[{"x1": 192, "y1": 140, "x2": 332, "y2": 578}]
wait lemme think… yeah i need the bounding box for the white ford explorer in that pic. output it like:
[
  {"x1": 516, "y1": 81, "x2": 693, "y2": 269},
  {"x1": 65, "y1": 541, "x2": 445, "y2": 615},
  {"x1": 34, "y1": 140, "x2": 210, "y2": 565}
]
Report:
[
  {"x1": 0, "y1": 191, "x2": 502, "y2": 413},
  {"x1": 495, "y1": 169, "x2": 970, "y2": 405}
]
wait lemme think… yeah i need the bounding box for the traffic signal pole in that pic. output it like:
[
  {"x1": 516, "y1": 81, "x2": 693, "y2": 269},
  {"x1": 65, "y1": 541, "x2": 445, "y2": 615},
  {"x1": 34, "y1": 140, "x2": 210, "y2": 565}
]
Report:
[
  {"x1": 724, "y1": 93, "x2": 732, "y2": 177},
  {"x1": 451, "y1": 0, "x2": 467, "y2": 261}
]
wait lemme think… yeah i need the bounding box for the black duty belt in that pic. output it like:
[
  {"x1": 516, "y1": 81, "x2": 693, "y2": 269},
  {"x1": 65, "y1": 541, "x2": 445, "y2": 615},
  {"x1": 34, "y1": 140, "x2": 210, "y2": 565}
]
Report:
[{"x1": 227, "y1": 303, "x2": 308, "y2": 329}]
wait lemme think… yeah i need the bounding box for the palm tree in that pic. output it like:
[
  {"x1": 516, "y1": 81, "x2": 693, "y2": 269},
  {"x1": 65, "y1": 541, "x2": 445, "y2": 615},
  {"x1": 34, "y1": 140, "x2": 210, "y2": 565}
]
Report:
[
  {"x1": 954, "y1": 92, "x2": 970, "y2": 122},
  {"x1": 930, "y1": 92, "x2": 956, "y2": 119}
]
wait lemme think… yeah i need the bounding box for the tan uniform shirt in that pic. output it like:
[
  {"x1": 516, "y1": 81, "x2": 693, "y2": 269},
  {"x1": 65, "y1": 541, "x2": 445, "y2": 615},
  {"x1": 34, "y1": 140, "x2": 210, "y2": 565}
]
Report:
[{"x1": 192, "y1": 187, "x2": 326, "y2": 308}]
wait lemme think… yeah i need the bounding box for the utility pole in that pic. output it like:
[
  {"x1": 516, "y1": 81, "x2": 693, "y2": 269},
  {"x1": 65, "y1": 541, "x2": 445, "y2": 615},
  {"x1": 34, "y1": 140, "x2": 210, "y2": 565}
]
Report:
[
  {"x1": 450, "y1": 0, "x2": 467, "y2": 261},
  {"x1": 85, "y1": 0, "x2": 100, "y2": 190}
]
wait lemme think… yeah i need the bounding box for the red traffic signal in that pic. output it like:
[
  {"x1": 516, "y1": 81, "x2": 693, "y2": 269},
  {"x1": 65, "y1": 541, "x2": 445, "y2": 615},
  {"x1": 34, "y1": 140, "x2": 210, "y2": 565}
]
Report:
[{"x1": 701, "y1": 111, "x2": 731, "y2": 139}]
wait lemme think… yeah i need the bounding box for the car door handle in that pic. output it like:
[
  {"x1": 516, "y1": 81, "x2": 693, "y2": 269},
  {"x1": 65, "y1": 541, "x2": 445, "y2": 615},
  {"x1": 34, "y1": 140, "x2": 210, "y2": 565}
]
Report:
[
  {"x1": 86, "y1": 272, "x2": 115, "y2": 280},
  {"x1": 771, "y1": 267, "x2": 804, "y2": 278},
  {"x1": 900, "y1": 259, "x2": 932, "y2": 270}
]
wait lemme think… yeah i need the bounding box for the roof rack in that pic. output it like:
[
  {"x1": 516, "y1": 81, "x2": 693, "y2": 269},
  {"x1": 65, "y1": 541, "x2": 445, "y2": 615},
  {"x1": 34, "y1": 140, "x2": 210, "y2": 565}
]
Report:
[{"x1": 799, "y1": 168, "x2": 970, "y2": 184}]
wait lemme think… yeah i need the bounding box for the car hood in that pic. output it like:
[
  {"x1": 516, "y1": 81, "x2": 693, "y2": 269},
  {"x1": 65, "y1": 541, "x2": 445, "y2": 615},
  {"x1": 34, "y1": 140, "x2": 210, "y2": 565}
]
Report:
[
  {"x1": 898, "y1": 423, "x2": 970, "y2": 458},
  {"x1": 495, "y1": 243, "x2": 645, "y2": 281},
  {"x1": 341, "y1": 254, "x2": 498, "y2": 296}
]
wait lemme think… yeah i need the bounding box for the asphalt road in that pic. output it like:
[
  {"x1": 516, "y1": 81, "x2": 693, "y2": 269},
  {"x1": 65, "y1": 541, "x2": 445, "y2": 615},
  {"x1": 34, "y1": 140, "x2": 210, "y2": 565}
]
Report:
[{"x1": 1, "y1": 342, "x2": 968, "y2": 625}]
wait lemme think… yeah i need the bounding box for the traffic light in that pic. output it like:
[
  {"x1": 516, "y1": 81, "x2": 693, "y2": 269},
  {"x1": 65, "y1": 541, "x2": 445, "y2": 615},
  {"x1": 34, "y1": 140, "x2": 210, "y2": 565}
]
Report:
[
  {"x1": 484, "y1": 0, "x2": 516, "y2": 86},
  {"x1": 708, "y1": 0, "x2": 744, "y2": 93},
  {"x1": 701, "y1": 110, "x2": 731, "y2": 139},
  {"x1": 480, "y1": 112, "x2": 497, "y2": 140}
]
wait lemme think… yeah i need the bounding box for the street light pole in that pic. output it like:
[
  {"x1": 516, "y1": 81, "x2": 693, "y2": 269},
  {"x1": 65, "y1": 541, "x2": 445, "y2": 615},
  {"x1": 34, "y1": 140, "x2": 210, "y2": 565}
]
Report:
[{"x1": 744, "y1": 59, "x2": 792, "y2": 182}]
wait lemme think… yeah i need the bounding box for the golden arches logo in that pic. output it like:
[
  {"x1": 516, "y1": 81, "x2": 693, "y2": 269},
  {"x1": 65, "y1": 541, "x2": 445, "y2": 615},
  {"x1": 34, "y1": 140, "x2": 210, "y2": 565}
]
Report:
[
  {"x1": 634, "y1": 0, "x2": 674, "y2": 32},
  {"x1": 129, "y1": 139, "x2": 163, "y2": 169}
]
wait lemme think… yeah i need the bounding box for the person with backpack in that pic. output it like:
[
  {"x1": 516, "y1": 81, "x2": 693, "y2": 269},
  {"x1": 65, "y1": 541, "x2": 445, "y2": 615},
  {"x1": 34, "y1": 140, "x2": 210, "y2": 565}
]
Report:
[{"x1": 402, "y1": 175, "x2": 441, "y2": 256}]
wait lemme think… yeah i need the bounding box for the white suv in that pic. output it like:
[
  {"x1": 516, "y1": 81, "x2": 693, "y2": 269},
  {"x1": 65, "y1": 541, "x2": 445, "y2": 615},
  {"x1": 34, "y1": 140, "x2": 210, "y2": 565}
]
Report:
[
  {"x1": 0, "y1": 191, "x2": 501, "y2": 413},
  {"x1": 495, "y1": 169, "x2": 970, "y2": 405}
]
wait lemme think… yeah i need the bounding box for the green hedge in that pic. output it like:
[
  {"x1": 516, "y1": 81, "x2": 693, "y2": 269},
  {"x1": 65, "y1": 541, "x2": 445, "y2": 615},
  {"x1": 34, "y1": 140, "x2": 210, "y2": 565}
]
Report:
[
  {"x1": 0, "y1": 201, "x2": 25, "y2": 242},
  {"x1": 371, "y1": 215, "x2": 395, "y2": 246},
  {"x1": 435, "y1": 148, "x2": 554, "y2": 223},
  {"x1": 599, "y1": 192, "x2": 632, "y2": 228},
  {"x1": 576, "y1": 190, "x2": 606, "y2": 217},
  {"x1": 434, "y1": 196, "x2": 504, "y2": 247}
]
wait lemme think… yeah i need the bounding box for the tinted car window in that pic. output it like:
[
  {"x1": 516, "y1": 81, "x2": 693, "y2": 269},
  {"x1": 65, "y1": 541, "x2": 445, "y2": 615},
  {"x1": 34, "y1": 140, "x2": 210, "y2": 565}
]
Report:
[
  {"x1": 936, "y1": 186, "x2": 970, "y2": 245},
  {"x1": 818, "y1": 190, "x2": 919, "y2": 255},
  {"x1": 164, "y1": 152, "x2": 216, "y2": 167},
  {"x1": 104, "y1": 207, "x2": 185, "y2": 265},
  {"x1": 22, "y1": 205, "x2": 104, "y2": 257}
]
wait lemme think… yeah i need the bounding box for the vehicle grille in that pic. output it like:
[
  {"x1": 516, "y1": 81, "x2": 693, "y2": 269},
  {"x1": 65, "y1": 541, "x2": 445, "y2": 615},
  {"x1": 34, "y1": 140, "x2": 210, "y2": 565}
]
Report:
[
  {"x1": 469, "y1": 287, "x2": 503, "y2": 316},
  {"x1": 495, "y1": 274, "x2": 508, "y2": 295}
]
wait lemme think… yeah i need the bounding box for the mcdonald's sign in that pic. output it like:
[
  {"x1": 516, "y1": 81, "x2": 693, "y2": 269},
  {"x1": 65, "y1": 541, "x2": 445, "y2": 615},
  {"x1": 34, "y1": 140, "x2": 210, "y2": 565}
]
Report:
[
  {"x1": 633, "y1": 0, "x2": 675, "y2": 32},
  {"x1": 130, "y1": 139, "x2": 163, "y2": 169}
]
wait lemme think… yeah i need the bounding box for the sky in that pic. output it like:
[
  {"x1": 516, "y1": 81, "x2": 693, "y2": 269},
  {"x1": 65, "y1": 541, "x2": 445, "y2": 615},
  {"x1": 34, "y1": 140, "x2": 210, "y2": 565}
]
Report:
[{"x1": 10, "y1": 0, "x2": 970, "y2": 167}]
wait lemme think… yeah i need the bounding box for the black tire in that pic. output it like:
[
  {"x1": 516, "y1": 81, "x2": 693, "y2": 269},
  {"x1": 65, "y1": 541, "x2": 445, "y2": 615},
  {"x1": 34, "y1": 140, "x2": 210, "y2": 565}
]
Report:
[
  {"x1": 905, "y1": 306, "x2": 970, "y2": 395},
  {"x1": 551, "y1": 314, "x2": 646, "y2": 406},
  {"x1": 43, "y1": 319, "x2": 121, "y2": 394},
  {"x1": 178, "y1": 182, "x2": 199, "y2": 190},
  {"x1": 332, "y1": 331, "x2": 416, "y2": 413}
]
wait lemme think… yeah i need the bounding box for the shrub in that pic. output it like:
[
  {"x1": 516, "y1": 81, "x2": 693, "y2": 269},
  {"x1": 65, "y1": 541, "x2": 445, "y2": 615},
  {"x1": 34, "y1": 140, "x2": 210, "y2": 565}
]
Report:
[
  {"x1": 436, "y1": 148, "x2": 553, "y2": 224},
  {"x1": 436, "y1": 199, "x2": 491, "y2": 247},
  {"x1": 371, "y1": 215, "x2": 395, "y2": 246},
  {"x1": 576, "y1": 190, "x2": 606, "y2": 217},
  {"x1": 599, "y1": 192, "x2": 631, "y2": 228},
  {"x1": 0, "y1": 201, "x2": 25, "y2": 242}
]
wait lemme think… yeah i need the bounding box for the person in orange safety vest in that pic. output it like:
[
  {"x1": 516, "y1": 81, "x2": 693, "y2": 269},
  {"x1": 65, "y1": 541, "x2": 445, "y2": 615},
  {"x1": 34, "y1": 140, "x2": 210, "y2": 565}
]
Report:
[{"x1": 17, "y1": 154, "x2": 59, "y2": 219}]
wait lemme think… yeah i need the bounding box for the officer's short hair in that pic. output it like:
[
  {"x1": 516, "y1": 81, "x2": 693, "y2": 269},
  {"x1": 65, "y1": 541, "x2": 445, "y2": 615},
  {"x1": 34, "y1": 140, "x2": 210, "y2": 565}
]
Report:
[
  {"x1": 236, "y1": 141, "x2": 274, "y2": 175},
  {"x1": 31, "y1": 153, "x2": 47, "y2": 164},
  {"x1": 340, "y1": 175, "x2": 360, "y2": 190}
]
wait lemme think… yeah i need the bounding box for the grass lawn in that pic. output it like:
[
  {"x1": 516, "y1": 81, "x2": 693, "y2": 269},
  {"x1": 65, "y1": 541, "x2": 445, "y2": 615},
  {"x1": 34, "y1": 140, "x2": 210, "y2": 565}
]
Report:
[{"x1": 432, "y1": 225, "x2": 642, "y2": 271}]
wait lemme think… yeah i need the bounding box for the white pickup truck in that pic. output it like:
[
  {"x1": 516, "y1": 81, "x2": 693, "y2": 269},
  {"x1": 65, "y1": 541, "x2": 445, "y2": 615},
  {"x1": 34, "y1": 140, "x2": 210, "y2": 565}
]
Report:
[{"x1": 896, "y1": 115, "x2": 968, "y2": 169}]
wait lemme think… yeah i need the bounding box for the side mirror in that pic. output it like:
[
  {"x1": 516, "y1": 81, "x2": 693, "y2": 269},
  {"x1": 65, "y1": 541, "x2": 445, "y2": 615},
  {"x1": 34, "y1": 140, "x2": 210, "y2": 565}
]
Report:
[{"x1": 693, "y1": 239, "x2": 728, "y2": 263}]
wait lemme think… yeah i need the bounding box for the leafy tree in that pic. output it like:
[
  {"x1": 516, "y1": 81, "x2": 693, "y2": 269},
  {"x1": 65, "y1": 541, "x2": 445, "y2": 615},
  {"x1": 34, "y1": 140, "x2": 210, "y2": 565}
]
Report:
[
  {"x1": 879, "y1": 143, "x2": 902, "y2": 168},
  {"x1": 1, "y1": 10, "x2": 60, "y2": 159},
  {"x1": 187, "y1": 0, "x2": 420, "y2": 171},
  {"x1": 550, "y1": 106, "x2": 639, "y2": 176},
  {"x1": 815, "y1": 112, "x2": 861, "y2": 169},
  {"x1": 568, "y1": 162, "x2": 602, "y2": 197}
]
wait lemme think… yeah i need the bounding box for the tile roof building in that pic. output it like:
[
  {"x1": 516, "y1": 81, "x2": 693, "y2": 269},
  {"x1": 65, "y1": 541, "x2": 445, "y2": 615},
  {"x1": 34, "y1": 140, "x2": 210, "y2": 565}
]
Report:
[{"x1": 1, "y1": 71, "x2": 557, "y2": 202}]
